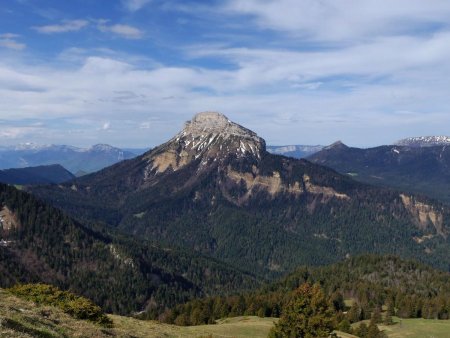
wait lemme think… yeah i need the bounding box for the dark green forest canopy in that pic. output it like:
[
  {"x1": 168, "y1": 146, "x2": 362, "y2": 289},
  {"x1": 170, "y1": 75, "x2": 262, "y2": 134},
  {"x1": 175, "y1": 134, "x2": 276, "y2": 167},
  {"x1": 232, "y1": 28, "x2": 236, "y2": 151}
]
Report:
[
  {"x1": 0, "y1": 183, "x2": 258, "y2": 316},
  {"x1": 29, "y1": 149, "x2": 450, "y2": 277},
  {"x1": 308, "y1": 143, "x2": 450, "y2": 203},
  {"x1": 163, "y1": 255, "x2": 450, "y2": 326}
]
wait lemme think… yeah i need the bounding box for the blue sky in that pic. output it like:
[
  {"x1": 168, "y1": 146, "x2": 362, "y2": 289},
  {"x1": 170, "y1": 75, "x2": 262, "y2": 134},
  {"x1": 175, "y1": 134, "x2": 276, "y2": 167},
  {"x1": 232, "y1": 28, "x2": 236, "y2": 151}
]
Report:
[{"x1": 1, "y1": 0, "x2": 450, "y2": 148}]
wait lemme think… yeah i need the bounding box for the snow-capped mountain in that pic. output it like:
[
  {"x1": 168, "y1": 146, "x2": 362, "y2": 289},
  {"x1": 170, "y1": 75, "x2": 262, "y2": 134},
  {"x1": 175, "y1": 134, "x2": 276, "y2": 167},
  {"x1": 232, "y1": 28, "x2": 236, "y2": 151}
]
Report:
[{"x1": 395, "y1": 136, "x2": 450, "y2": 147}]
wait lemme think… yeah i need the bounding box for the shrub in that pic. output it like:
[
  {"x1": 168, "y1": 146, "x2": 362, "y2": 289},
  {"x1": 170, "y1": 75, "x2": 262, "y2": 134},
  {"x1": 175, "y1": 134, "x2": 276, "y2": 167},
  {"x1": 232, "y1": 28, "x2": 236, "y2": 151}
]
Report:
[{"x1": 8, "y1": 283, "x2": 112, "y2": 327}]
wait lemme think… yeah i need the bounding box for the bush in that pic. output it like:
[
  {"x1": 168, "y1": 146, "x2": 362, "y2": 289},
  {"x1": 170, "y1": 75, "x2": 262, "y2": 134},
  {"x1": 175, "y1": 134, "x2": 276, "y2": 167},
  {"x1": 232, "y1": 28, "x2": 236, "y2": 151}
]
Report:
[{"x1": 8, "y1": 283, "x2": 112, "y2": 327}]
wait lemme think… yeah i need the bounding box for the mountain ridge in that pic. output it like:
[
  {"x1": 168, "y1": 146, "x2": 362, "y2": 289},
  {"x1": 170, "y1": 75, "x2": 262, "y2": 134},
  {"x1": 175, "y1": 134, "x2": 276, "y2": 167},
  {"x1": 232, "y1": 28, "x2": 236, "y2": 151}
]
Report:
[
  {"x1": 29, "y1": 112, "x2": 450, "y2": 276},
  {"x1": 308, "y1": 142, "x2": 450, "y2": 203},
  {"x1": 395, "y1": 136, "x2": 450, "y2": 147},
  {"x1": 0, "y1": 143, "x2": 137, "y2": 174},
  {"x1": 0, "y1": 164, "x2": 75, "y2": 185}
]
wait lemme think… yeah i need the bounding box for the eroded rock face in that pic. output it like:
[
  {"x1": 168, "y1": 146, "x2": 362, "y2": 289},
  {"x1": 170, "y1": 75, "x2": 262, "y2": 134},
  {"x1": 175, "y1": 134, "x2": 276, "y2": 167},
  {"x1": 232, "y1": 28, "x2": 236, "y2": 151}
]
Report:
[
  {"x1": 400, "y1": 194, "x2": 446, "y2": 237},
  {"x1": 144, "y1": 112, "x2": 265, "y2": 177},
  {"x1": 0, "y1": 206, "x2": 19, "y2": 232},
  {"x1": 224, "y1": 167, "x2": 349, "y2": 205},
  {"x1": 226, "y1": 167, "x2": 301, "y2": 200},
  {"x1": 303, "y1": 175, "x2": 350, "y2": 200}
]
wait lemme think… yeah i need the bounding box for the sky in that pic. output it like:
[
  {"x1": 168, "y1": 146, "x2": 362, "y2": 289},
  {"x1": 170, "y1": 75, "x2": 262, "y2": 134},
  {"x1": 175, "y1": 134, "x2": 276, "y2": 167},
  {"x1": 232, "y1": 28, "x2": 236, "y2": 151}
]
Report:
[{"x1": 1, "y1": 0, "x2": 450, "y2": 148}]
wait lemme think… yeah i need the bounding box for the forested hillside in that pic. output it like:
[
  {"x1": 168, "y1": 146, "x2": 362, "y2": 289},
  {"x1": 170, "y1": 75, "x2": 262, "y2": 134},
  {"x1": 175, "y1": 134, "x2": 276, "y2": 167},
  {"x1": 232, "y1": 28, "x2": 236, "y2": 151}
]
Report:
[
  {"x1": 164, "y1": 255, "x2": 450, "y2": 325},
  {"x1": 308, "y1": 142, "x2": 450, "y2": 203},
  {"x1": 0, "y1": 164, "x2": 75, "y2": 185},
  {"x1": 0, "y1": 183, "x2": 258, "y2": 316},
  {"x1": 29, "y1": 113, "x2": 450, "y2": 277}
]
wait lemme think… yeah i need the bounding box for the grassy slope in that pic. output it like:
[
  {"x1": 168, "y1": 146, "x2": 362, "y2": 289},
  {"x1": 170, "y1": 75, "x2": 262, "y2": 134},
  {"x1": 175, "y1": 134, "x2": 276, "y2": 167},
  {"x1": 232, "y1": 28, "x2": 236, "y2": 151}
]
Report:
[
  {"x1": 2, "y1": 288, "x2": 450, "y2": 338},
  {"x1": 111, "y1": 315, "x2": 277, "y2": 338},
  {"x1": 379, "y1": 317, "x2": 450, "y2": 338},
  {"x1": 0, "y1": 289, "x2": 112, "y2": 338},
  {"x1": 351, "y1": 317, "x2": 450, "y2": 338},
  {"x1": 0, "y1": 288, "x2": 275, "y2": 338}
]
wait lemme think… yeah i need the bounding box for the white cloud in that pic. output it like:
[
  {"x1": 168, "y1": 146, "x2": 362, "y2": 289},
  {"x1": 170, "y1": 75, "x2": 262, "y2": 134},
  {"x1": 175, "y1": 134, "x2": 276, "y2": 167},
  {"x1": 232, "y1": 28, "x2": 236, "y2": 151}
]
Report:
[
  {"x1": 139, "y1": 121, "x2": 151, "y2": 129},
  {"x1": 0, "y1": 33, "x2": 20, "y2": 39},
  {"x1": 122, "y1": 0, "x2": 152, "y2": 12},
  {"x1": 0, "y1": 37, "x2": 26, "y2": 50},
  {"x1": 4, "y1": 0, "x2": 450, "y2": 148},
  {"x1": 33, "y1": 20, "x2": 88, "y2": 34},
  {"x1": 0, "y1": 126, "x2": 42, "y2": 139},
  {"x1": 224, "y1": 0, "x2": 450, "y2": 41},
  {"x1": 98, "y1": 23, "x2": 144, "y2": 39}
]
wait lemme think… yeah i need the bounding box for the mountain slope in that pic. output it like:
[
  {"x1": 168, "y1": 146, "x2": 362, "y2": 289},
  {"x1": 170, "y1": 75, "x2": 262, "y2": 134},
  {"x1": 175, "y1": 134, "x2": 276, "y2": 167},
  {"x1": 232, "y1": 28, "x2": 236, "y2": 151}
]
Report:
[
  {"x1": 0, "y1": 143, "x2": 137, "y2": 173},
  {"x1": 0, "y1": 183, "x2": 258, "y2": 316},
  {"x1": 29, "y1": 112, "x2": 450, "y2": 276},
  {"x1": 0, "y1": 164, "x2": 75, "y2": 185},
  {"x1": 308, "y1": 142, "x2": 450, "y2": 202}
]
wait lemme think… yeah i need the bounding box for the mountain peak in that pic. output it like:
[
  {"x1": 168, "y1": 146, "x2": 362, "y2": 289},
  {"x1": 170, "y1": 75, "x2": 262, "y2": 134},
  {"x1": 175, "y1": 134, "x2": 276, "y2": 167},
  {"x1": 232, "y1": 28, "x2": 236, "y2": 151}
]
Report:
[
  {"x1": 175, "y1": 111, "x2": 266, "y2": 157},
  {"x1": 144, "y1": 112, "x2": 266, "y2": 177},
  {"x1": 180, "y1": 111, "x2": 260, "y2": 141},
  {"x1": 324, "y1": 140, "x2": 348, "y2": 150},
  {"x1": 89, "y1": 144, "x2": 118, "y2": 151},
  {"x1": 187, "y1": 111, "x2": 230, "y2": 131}
]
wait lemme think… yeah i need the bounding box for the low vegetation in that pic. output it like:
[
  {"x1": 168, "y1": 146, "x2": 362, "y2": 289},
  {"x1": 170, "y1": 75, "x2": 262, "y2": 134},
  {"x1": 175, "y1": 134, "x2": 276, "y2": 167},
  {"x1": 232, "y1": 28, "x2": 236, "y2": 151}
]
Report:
[
  {"x1": 8, "y1": 284, "x2": 112, "y2": 327},
  {"x1": 2, "y1": 285, "x2": 450, "y2": 337}
]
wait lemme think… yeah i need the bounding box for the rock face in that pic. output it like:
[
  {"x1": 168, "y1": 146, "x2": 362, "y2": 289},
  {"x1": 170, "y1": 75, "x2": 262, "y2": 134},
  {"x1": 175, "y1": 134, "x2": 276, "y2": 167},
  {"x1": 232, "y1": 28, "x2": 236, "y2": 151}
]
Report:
[
  {"x1": 400, "y1": 194, "x2": 446, "y2": 237},
  {"x1": 146, "y1": 112, "x2": 265, "y2": 177}
]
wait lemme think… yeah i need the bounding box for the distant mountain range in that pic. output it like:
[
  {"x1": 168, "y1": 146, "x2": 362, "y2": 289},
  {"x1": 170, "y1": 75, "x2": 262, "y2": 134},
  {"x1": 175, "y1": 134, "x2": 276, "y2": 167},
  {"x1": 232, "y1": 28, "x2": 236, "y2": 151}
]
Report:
[
  {"x1": 395, "y1": 136, "x2": 450, "y2": 147},
  {"x1": 0, "y1": 164, "x2": 75, "y2": 185},
  {"x1": 30, "y1": 112, "x2": 450, "y2": 277},
  {"x1": 0, "y1": 143, "x2": 139, "y2": 174},
  {"x1": 266, "y1": 145, "x2": 323, "y2": 158},
  {"x1": 0, "y1": 142, "x2": 324, "y2": 174},
  {"x1": 308, "y1": 141, "x2": 450, "y2": 202}
]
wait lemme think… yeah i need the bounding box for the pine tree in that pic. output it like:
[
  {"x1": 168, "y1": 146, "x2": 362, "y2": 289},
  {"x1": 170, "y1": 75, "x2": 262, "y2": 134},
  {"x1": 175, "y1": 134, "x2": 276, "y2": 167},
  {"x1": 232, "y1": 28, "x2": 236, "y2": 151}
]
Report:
[
  {"x1": 347, "y1": 302, "x2": 362, "y2": 323},
  {"x1": 367, "y1": 321, "x2": 381, "y2": 338},
  {"x1": 337, "y1": 318, "x2": 352, "y2": 333},
  {"x1": 356, "y1": 322, "x2": 368, "y2": 338},
  {"x1": 371, "y1": 306, "x2": 382, "y2": 324},
  {"x1": 268, "y1": 283, "x2": 335, "y2": 338},
  {"x1": 384, "y1": 309, "x2": 393, "y2": 325}
]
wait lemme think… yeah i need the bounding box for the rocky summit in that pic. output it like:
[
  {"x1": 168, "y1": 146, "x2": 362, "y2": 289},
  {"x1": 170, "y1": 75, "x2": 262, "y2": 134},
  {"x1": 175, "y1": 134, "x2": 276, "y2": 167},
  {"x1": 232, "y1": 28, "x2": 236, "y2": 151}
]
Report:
[{"x1": 144, "y1": 112, "x2": 265, "y2": 179}]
